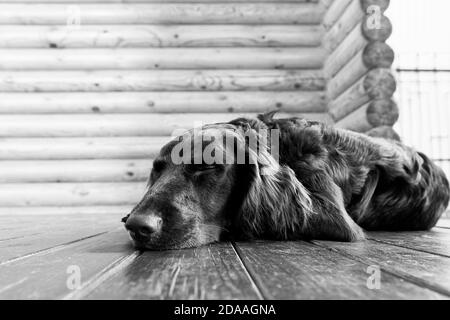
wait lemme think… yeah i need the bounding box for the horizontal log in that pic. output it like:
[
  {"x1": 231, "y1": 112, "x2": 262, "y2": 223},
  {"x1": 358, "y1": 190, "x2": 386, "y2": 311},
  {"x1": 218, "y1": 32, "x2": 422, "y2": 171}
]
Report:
[
  {"x1": 0, "y1": 91, "x2": 327, "y2": 114},
  {"x1": 3, "y1": 0, "x2": 319, "y2": 3},
  {"x1": 324, "y1": 3, "x2": 393, "y2": 77},
  {"x1": 0, "y1": 182, "x2": 146, "y2": 206},
  {"x1": 324, "y1": 22, "x2": 367, "y2": 77},
  {"x1": 329, "y1": 68, "x2": 396, "y2": 121},
  {"x1": 322, "y1": 0, "x2": 352, "y2": 30},
  {"x1": 0, "y1": 137, "x2": 170, "y2": 160},
  {"x1": 0, "y1": 25, "x2": 323, "y2": 48},
  {"x1": 327, "y1": 42, "x2": 394, "y2": 99},
  {"x1": 366, "y1": 126, "x2": 400, "y2": 141},
  {"x1": 319, "y1": 0, "x2": 334, "y2": 9},
  {"x1": 0, "y1": 160, "x2": 152, "y2": 183},
  {"x1": 322, "y1": 0, "x2": 363, "y2": 52},
  {"x1": 0, "y1": 206, "x2": 134, "y2": 216},
  {"x1": 0, "y1": 113, "x2": 333, "y2": 137},
  {"x1": 0, "y1": 4, "x2": 325, "y2": 25},
  {"x1": 335, "y1": 99, "x2": 399, "y2": 132},
  {"x1": 0, "y1": 48, "x2": 326, "y2": 70},
  {"x1": 0, "y1": 70, "x2": 326, "y2": 92}
]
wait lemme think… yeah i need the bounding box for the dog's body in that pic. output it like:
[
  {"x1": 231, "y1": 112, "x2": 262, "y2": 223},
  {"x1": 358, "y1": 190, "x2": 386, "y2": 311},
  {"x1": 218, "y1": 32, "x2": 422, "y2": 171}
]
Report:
[{"x1": 123, "y1": 114, "x2": 450, "y2": 249}]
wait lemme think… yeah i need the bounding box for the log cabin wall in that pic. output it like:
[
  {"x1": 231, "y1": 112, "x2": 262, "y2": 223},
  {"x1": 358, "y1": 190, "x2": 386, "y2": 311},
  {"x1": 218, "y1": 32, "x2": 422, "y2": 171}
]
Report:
[
  {"x1": 323, "y1": 0, "x2": 399, "y2": 139},
  {"x1": 0, "y1": 0, "x2": 332, "y2": 214}
]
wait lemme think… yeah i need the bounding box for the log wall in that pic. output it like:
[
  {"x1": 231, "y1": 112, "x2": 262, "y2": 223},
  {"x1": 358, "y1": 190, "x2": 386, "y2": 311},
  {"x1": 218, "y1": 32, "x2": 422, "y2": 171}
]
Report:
[
  {"x1": 323, "y1": 0, "x2": 399, "y2": 138},
  {"x1": 0, "y1": 0, "x2": 400, "y2": 213},
  {"x1": 0, "y1": 0, "x2": 331, "y2": 212}
]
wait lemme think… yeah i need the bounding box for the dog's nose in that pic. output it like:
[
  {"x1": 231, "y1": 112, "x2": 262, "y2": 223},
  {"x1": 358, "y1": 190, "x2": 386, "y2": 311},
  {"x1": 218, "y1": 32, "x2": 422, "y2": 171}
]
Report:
[{"x1": 125, "y1": 215, "x2": 162, "y2": 241}]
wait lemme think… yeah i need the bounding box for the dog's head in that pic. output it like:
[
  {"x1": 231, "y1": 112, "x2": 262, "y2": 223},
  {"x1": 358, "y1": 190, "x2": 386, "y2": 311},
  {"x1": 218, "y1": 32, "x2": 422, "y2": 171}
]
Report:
[{"x1": 122, "y1": 117, "x2": 312, "y2": 250}]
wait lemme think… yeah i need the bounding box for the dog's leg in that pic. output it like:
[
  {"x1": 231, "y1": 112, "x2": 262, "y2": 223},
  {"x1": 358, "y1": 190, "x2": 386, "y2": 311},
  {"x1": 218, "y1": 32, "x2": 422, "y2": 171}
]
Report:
[{"x1": 302, "y1": 171, "x2": 365, "y2": 242}]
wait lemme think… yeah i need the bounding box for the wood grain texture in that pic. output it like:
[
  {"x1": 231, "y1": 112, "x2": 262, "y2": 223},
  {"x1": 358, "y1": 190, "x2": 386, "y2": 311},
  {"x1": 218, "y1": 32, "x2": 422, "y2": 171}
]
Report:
[
  {"x1": 0, "y1": 159, "x2": 152, "y2": 183},
  {"x1": 329, "y1": 68, "x2": 396, "y2": 121},
  {"x1": 327, "y1": 50, "x2": 367, "y2": 100},
  {"x1": 0, "y1": 113, "x2": 333, "y2": 137},
  {"x1": 0, "y1": 219, "x2": 122, "y2": 266},
  {"x1": 0, "y1": 4, "x2": 326, "y2": 25},
  {"x1": 367, "y1": 229, "x2": 450, "y2": 258},
  {"x1": 0, "y1": 137, "x2": 170, "y2": 160},
  {"x1": 0, "y1": 91, "x2": 327, "y2": 114},
  {"x1": 324, "y1": 21, "x2": 367, "y2": 78},
  {"x1": 314, "y1": 239, "x2": 450, "y2": 297},
  {"x1": 335, "y1": 99, "x2": 399, "y2": 132},
  {"x1": 235, "y1": 240, "x2": 446, "y2": 299},
  {"x1": 322, "y1": 0, "x2": 352, "y2": 30},
  {"x1": 437, "y1": 219, "x2": 450, "y2": 229},
  {"x1": 0, "y1": 25, "x2": 323, "y2": 48},
  {"x1": 0, "y1": 214, "x2": 120, "y2": 240},
  {"x1": 0, "y1": 182, "x2": 146, "y2": 206},
  {"x1": 0, "y1": 230, "x2": 137, "y2": 299},
  {"x1": 366, "y1": 126, "x2": 400, "y2": 141},
  {"x1": 0, "y1": 48, "x2": 326, "y2": 70},
  {"x1": 84, "y1": 243, "x2": 261, "y2": 300},
  {"x1": 361, "y1": 15, "x2": 392, "y2": 42},
  {"x1": 0, "y1": 70, "x2": 326, "y2": 92},
  {"x1": 3, "y1": 0, "x2": 319, "y2": 3},
  {"x1": 322, "y1": 0, "x2": 363, "y2": 52},
  {"x1": 0, "y1": 206, "x2": 133, "y2": 216}
]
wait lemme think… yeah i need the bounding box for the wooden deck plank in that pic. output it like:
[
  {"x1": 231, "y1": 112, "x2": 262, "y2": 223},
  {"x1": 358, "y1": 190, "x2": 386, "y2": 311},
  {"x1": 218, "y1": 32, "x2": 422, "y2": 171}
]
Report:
[
  {"x1": 234, "y1": 241, "x2": 446, "y2": 300},
  {"x1": 0, "y1": 230, "x2": 136, "y2": 299},
  {"x1": 367, "y1": 229, "x2": 450, "y2": 258},
  {"x1": 0, "y1": 214, "x2": 122, "y2": 263},
  {"x1": 0, "y1": 214, "x2": 121, "y2": 238},
  {"x1": 437, "y1": 218, "x2": 450, "y2": 229},
  {"x1": 313, "y1": 238, "x2": 450, "y2": 297},
  {"x1": 84, "y1": 243, "x2": 261, "y2": 300}
]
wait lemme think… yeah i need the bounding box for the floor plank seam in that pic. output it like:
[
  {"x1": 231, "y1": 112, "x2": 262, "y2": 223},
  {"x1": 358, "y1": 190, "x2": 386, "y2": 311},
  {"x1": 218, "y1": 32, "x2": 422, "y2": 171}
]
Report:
[
  {"x1": 62, "y1": 250, "x2": 141, "y2": 300},
  {"x1": 0, "y1": 231, "x2": 110, "y2": 267},
  {"x1": 0, "y1": 233, "x2": 41, "y2": 242},
  {"x1": 230, "y1": 242, "x2": 267, "y2": 300},
  {"x1": 309, "y1": 240, "x2": 450, "y2": 298},
  {"x1": 367, "y1": 237, "x2": 450, "y2": 259}
]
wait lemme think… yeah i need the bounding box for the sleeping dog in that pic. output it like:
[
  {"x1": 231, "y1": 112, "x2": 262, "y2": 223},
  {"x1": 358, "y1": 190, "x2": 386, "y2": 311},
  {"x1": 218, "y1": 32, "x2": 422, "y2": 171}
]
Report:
[{"x1": 122, "y1": 113, "x2": 450, "y2": 250}]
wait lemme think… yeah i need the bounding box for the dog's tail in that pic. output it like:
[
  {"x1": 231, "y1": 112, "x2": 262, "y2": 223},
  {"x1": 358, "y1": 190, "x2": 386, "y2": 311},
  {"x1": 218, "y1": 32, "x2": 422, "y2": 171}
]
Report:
[{"x1": 411, "y1": 151, "x2": 450, "y2": 228}]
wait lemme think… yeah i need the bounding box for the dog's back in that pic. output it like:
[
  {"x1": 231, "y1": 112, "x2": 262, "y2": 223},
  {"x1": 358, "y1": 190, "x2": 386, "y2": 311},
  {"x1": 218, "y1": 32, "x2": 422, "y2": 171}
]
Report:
[{"x1": 258, "y1": 115, "x2": 450, "y2": 232}]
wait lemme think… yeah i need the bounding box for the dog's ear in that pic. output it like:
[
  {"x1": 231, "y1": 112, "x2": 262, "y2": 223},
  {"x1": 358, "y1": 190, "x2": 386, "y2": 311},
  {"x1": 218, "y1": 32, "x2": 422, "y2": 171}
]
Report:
[
  {"x1": 235, "y1": 133, "x2": 314, "y2": 239},
  {"x1": 238, "y1": 163, "x2": 314, "y2": 239}
]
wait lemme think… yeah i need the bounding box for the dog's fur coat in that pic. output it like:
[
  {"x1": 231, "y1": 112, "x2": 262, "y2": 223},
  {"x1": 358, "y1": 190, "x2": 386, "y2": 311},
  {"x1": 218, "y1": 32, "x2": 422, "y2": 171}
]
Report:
[{"x1": 123, "y1": 113, "x2": 450, "y2": 249}]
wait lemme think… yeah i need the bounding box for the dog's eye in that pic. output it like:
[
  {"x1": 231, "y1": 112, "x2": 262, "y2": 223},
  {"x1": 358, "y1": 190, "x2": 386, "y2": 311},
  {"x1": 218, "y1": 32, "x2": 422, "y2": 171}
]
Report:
[
  {"x1": 195, "y1": 164, "x2": 216, "y2": 171},
  {"x1": 186, "y1": 164, "x2": 218, "y2": 174}
]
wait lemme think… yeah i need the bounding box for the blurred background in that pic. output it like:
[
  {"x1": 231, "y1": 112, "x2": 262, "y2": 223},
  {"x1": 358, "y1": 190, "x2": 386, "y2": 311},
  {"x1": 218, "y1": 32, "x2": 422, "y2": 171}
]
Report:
[{"x1": 389, "y1": 0, "x2": 450, "y2": 192}]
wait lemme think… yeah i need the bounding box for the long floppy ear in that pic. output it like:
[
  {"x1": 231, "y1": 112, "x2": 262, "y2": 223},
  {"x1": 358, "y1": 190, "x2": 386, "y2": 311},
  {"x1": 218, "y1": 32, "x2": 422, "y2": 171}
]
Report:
[
  {"x1": 236, "y1": 128, "x2": 314, "y2": 240},
  {"x1": 239, "y1": 164, "x2": 315, "y2": 239}
]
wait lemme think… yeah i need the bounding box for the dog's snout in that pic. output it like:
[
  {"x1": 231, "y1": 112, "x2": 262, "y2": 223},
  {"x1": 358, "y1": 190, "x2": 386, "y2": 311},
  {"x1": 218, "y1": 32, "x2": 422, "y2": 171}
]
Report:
[{"x1": 125, "y1": 215, "x2": 162, "y2": 241}]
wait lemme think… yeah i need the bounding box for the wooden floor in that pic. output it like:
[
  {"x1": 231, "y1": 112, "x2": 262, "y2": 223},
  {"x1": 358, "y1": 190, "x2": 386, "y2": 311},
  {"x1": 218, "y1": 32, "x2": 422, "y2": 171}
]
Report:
[{"x1": 1, "y1": 215, "x2": 450, "y2": 300}]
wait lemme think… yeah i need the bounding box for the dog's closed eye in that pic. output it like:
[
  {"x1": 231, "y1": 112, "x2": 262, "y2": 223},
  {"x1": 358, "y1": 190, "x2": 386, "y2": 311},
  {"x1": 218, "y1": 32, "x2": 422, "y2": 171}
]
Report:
[{"x1": 185, "y1": 164, "x2": 223, "y2": 177}]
